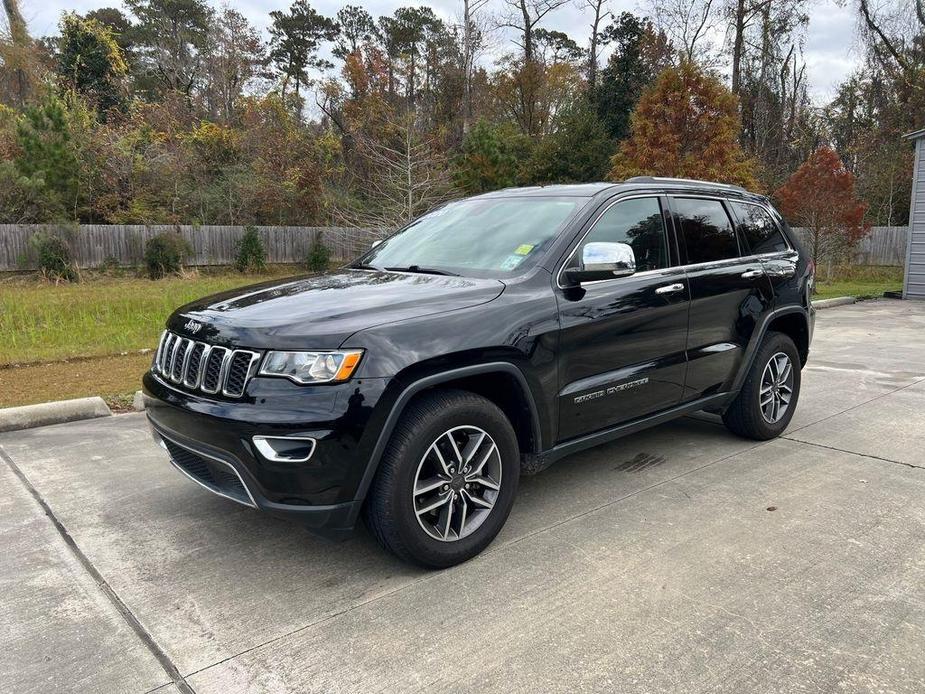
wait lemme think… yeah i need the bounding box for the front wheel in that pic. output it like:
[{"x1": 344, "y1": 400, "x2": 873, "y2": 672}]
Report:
[
  {"x1": 723, "y1": 331, "x2": 801, "y2": 440},
  {"x1": 363, "y1": 389, "x2": 520, "y2": 568}
]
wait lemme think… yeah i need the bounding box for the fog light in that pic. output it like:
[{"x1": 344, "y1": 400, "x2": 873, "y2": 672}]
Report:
[{"x1": 252, "y1": 435, "x2": 316, "y2": 463}]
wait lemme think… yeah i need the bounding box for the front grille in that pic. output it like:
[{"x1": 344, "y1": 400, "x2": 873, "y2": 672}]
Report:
[
  {"x1": 153, "y1": 331, "x2": 260, "y2": 399},
  {"x1": 161, "y1": 436, "x2": 254, "y2": 507}
]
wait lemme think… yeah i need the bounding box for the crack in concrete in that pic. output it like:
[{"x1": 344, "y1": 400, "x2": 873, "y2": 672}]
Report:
[
  {"x1": 785, "y1": 375, "x2": 925, "y2": 436},
  {"x1": 0, "y1": 443, "x2": 196, "y2": 694},
  {"x1": 781, "y1": 436, "x2": 925, "y2": 471}
]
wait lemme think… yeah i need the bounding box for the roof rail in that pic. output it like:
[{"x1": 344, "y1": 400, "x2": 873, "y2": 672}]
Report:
[{"x1": 624, "y1": 176, "x2": 748, "y2": 193}]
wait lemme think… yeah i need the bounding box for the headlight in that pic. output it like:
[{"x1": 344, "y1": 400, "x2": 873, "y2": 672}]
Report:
[{"x1": 259, "y1": 350, "x2": 363, "y2": 384}]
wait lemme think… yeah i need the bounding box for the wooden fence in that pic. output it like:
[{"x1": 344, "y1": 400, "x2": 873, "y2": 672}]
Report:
[
  {"x1": 0, "y1": 223, "x2": 911, "y2": 272},
  {"x1": 791, "y1": 226, "x2": 909, "y2": 266},
  {"x1": 0, "y1": 224, "x2": 387, "y2": 272}
]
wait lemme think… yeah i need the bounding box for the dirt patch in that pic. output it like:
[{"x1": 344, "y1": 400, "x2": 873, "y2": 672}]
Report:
[{"x1": 0, "y1": 353, "x2": 152, "y2": 408}]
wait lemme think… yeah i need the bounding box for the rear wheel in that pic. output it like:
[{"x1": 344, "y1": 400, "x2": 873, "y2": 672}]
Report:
[
  {"x1": 363, "y1": 389, "x2": 519, "y2": 568},
  {"x1": 723, "y1": 331, "x2": 801, "y2": 440}
]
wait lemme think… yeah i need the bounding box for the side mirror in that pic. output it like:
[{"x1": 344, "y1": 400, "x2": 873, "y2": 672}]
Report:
[
  {"x1": 565, "y1": 242, "x2": 636, "y2": 284},
  {"x1": 371, "y1": 239, "x2": 383, "y2": 249}
]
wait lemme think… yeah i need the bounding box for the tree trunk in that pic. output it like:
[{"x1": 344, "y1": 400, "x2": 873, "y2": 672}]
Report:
[
  {"x1": 587, "y1": 0, "x2": 603, "y2": 91},
  {"x1": 409, "y1": 48, "x2": 416, "y2": 108},
  {"x1": 3, "y1": 0, "x2": 31, "y2": 105},
  {"x1": 521, "y1": 0, "x2": 534, "y2": 64},
  {"x1": 2, "y1": 0, "x2": 28, "y2": 45},
  {"x1": 463, "y1": 0, "x2": 473, "y2": 133},
  {"x1": 730, "y1": 0, "x2": 746, "y2": 95}
]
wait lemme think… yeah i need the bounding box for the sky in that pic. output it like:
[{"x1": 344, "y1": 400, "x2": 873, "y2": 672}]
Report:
[{"x1": 19, "y1": 0, "x2": 862, "y2": 104}]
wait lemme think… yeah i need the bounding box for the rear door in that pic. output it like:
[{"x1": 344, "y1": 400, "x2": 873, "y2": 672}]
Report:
[
  {"x1": 727, "y1": 200, "x2": 800, "y2": 300},
  {"x1": 555, "y1": 195, "x2": 689, "y2": 441},
  {"x1": 669, "y1": 196, "x2": 774, "y2": 401}
]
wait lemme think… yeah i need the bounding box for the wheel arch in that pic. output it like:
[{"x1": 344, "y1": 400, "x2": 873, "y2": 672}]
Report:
[
  {"x1": 765, "y1": 312, "x2": 810, "y2": 366},
  {"x1": 729, "y1": 306, "x2": 811, "y2": 396},
  {"x1": 349, "y1": 362, "x2": 542, "y2": 515}
]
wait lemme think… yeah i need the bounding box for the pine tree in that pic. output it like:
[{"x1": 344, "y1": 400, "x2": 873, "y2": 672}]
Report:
[
  {"x1": 528, "y1": 102, "x2": 613, "y2": 183},
  {"x1": 452, "y1": 120, "x2": 523, "y2": 193},
  {"x1": 15, "y1": 96, "x2": 79, "y2": 220}
]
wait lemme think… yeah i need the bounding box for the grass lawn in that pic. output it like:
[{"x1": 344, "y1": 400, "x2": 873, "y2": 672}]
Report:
[
  {"x1": 0, "y1": 267, "x2": 298, "y2": 408},
  {"x1": 0, "y1": 267, "x2": 296, "y2": 365},
  {"x1": 813, "y1": 265, "x2": 904, "y2": 300}
]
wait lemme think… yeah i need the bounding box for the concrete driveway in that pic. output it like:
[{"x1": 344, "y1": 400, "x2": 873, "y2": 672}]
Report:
[{"x1": 3, "y1": 300, "x2": 925, "y2": 694}]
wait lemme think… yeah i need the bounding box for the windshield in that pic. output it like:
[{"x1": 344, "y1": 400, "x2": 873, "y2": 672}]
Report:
[{"x1": 356, "y1": 196, "x2": 583, "y2": 278}]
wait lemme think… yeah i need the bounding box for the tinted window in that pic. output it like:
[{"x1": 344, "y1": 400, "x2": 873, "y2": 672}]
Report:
[
  {"x1": 581, "y1": 197, "x2": 668, "y2": 272},
  {"x1": 674, "y1": 198, "x2": 740, "y2": 264},
  {"x1": 730, "y1": 201, "x2": 789, "y2": 254}
]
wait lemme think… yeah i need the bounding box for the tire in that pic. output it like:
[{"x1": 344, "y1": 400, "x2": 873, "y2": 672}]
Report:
[
  {"x1": 363, "y1": 389, "x2": 520, "y2": 569},
  {"x1": 722, "y1": 331, "x2": 801, "y2": 440}
]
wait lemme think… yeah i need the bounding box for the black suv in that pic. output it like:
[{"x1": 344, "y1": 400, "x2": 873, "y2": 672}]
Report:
[{"x1": 144, "y1": 178, "x2": 814, "y2": 568}]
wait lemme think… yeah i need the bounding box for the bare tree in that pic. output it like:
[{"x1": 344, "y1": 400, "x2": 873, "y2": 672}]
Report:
[
  {"x1": 725, "y1": 0, "x2": 808, "y2": 95},
  {"x1": 735, "y1": 0, "x2": 813, "y2": 180},
  {"x1": 583, "y1": 0, "x2": 610, "y2": 90},
  {"x1": 858, "y1": 0, "x2": 924, "y2": 90},
  {"x1": 728, "y1": 0, "x2": 762, "y2": 94},
  {"x1": 335, "y1": 115, "x2": 456, "y2": 230},
  {"x1": 202, "y1": 7, "x2": 266, "y2": 122},
  {"x1": 649, "y1": 0, "x2": 716, "y2": 64},
  {"x1": 461, "y1": 0, "x2": 490, "y2": 132},
  {"x1": 497, "y1": 0, "x2": 571, "y2": 64}
]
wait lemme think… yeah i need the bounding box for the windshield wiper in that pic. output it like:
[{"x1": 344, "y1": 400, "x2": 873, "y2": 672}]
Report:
[
  {"x1": 351, "y1": 262, "x2": 386, "y2": 271},
  {"x1": 385, "y1": 265, "x2": 460, "y2": 276}
]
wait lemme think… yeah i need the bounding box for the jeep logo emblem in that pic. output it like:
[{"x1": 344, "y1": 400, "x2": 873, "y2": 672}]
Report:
[{"x1": 184, "y1": 319, "x2": 203, "y2": 334}]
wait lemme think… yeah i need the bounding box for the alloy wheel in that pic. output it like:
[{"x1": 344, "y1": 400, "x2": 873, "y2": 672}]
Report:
[
  {"x1": 412, "y1": 425, "x2": 502, "y2": 542},
  {"x1": 759, "y1": 351, "x2": 794, "y2": 424}
]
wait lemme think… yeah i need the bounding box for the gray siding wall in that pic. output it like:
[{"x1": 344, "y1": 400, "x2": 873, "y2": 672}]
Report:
[{"x1": 906, "y1": 137, "x2": 925, "y2": 298}]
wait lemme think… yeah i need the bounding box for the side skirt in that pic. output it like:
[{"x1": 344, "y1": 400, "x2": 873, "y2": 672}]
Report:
[{"x1": 521, "y1": 392, "x2": 732, "y2": 475}]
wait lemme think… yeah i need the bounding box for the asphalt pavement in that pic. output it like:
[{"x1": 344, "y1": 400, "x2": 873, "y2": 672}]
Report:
[{"x1": 2, "y1": 299, "x2": 924, "y2": 693}]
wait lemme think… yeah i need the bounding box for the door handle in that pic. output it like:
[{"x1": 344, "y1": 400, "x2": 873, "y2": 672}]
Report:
[
  {"x1": 741, "y1": 269, "x2": 765, "y2": 279},
  {"x1": 655, "y1": 282, "x2": 685, "y2": 295}
]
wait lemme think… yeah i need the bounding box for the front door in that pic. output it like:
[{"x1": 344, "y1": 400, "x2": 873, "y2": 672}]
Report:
[
  {"x1": 555, "y1": 195, "x2": 690, "y2": 442},
  {"x1": 669, "y1": 196, "x2": 774, "y2": 401}
]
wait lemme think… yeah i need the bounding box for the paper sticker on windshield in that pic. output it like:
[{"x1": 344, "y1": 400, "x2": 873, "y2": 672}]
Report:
[
  {"x1": 499, "y1": 254, "x2": 525, "y2": 271},
  {"x1": 514, "y1": 244, "x2": 534, "y2": 256}
]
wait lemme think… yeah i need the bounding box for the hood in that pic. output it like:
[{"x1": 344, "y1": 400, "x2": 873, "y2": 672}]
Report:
[{"x1": 167, "y1": 268, "x2": 505, "y2": 349}]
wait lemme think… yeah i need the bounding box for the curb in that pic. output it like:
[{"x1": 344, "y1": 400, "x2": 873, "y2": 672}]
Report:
[
  {"x1": 812, "y1": 296, "x2": 856, "y2": 310},
  {"x1": 132, "y1": 390, "x2": 146, "y2": 411},
  {"x1": 0, "y1": 397, "x2": 112, "y2": 433}
]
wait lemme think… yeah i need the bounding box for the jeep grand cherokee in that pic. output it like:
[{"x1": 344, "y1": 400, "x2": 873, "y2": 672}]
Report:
[{"x1": 144, "y1": 178, "x2": 815, "y2": 568}]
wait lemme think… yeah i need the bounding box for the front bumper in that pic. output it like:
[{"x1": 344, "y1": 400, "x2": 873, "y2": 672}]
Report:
[{"x1": 143, "y1": 370, "x2": 394, "y2": 538}]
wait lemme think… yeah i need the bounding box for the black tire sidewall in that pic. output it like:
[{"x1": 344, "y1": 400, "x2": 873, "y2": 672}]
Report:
[
  {"x1": 380, "y1": 392, "x2": 520, "y2": 568},
  {"x1": 743, "y1": 332, "x2": 802, "y2": 438}
]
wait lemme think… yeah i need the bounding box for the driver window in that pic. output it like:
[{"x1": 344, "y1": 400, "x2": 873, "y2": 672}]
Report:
[{"x1": 580, "y1": 197, "x2": 669, "y2": 272}]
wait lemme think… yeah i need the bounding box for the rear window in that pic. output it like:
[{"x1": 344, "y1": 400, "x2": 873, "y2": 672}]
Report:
[
  {"x1": 729, "y1": 201, "x2": 790, "y2": 254},
  {"x1": 673, "y1": 198, "x2": 740, "y2": 264}
]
